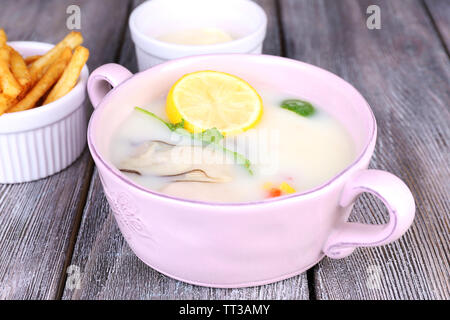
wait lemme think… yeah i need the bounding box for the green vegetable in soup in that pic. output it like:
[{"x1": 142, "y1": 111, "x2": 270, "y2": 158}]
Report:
[
  {"x1": 281, "y1": 99, "x2": 315, "y2": 117},
  {"x1": 138, "y1": 109, "x2": 185, "y2": 131},
  {"x1": 135, "y1": 107, "x2": 253, "y2": 174}
]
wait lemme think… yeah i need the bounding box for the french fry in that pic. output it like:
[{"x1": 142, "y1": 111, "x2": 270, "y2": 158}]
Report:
[
  {"x1": 0, "y1": 94, "x2": 16, "y2": 116},
  {"x1": 44, "y1": 46, "x2": 89, "y2": 104},
  {"x1": 0, "y1": 94, "x2": 9, "y2": 115},
  {"x1": 0, "y1": 29, "x2": 6, "y2": 47},
  {"x1": 7, "y1": 48, "x2": 72, "y2": 113},
  {"x1": 29, "y1": 31, "x2": 83, "y2": 83},
  {"x1": 1, "y1": 94, "x2": 10, "y2": 115},
  {"x1": 8, "y1": 46, "x2": 31, "y2": 89},
  {"x1": 0, "y1": 47, "x2": 22, "y2": 98},
  {"x1": 24, "y1": 54, "x2": 42, "y2": 65}
]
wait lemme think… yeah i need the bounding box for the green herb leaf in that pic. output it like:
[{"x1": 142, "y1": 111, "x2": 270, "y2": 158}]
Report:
[
  {"x1": 281, "y1": 99, "x2": 315, "y2": 117},
  {"x1": 135, "y1": 107, "x2": 180, "y2": 130},
  {"x1": 135, "y1": 107, "x2": 252, "y2": 174},
  {"x1": 192, "y1": 128, "x2": 224, "y2": 144},
  {"x1": 170, "y1": 119, "x2": 185, "y2": 130}
]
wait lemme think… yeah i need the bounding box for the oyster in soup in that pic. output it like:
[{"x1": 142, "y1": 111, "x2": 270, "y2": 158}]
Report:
[{"x1": 109, "y1": 72, "x2": 355, "y2": 203}]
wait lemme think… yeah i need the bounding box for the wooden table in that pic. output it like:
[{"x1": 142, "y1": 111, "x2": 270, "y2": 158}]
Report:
[{"x1": 0, "y1": 0, "x2": 448, "y2": 300}]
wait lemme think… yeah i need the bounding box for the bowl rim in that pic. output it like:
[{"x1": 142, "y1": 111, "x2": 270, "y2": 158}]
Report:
[
  {"x1": 129, "y1": 0, "x2": 268, "y2": 57},
  {"x1": 0, "y1": 41, "x2": 89, "y2": 132},
  {"x1": 88, "y1": 53, "x2": 377, "y2": 207}
]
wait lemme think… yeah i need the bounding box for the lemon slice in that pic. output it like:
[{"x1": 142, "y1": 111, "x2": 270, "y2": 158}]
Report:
[{"x1": 166, "y1": 71, "x2": 263, "y2": 135}]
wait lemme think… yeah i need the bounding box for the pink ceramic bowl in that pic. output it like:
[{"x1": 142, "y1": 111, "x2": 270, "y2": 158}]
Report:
[{"x1": 87, "y1": 54, "x2": 415, "y2": 288}]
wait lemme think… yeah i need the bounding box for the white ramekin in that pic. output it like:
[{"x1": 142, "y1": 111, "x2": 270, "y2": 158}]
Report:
[
  {"x1": 129, "y1": 0, "x2": 267, "y2": 71},
  {"x1": 0, "y1": 41, "x2": 89, "y2": 183}
]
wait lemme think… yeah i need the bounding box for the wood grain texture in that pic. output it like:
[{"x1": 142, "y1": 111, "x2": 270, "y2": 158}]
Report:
[
  {"x1": 0, "y1": 0, "x2": 131, "y2": 299},
  {"x1": 280, "y1": 0, "x2": 449, "y2": 299},
  {"x1": 62, "y1": 0, "x2": 309, "y2": 300},
  {"x1": 257, "y1": 0, "x2": 283, "y2": 55},
  {"x1": 0, "y1": 150, "x2": 92, "y2": 300},
  {"x1": 2, "y1": 0, "x2": 448, "y2": 300},
  {"x1": 424, "y1": 0, "x2": 450, "y2": 53}
]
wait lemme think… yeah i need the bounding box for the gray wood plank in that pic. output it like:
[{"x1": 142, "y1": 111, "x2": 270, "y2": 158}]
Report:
[
  {"x1": 258, "y1": 0, "x2": 283, "y2": 55},
  {"x1": 62, "y1": 0, "x2": 310, "y2": 300},
  {"x1": 0, "y1": 151, "x2": 92, "y2": 300},
  {"x1": 424, "y1": 0, "x2": 450, "y2": 53},
  {"x1": 0, "y1": 0, "x2": 131, "y2": 299},
  {"x1": 280, "y1": 0, "x2": 449, "y2": 299}
]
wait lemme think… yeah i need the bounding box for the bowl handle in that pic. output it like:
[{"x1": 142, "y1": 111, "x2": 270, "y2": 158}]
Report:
[
  {"x1": 87, "y1": 63, "x2": 133, "y2": 108},
  {"x1": 323, "y1": 169, "x2": 415, "y2": 259}
]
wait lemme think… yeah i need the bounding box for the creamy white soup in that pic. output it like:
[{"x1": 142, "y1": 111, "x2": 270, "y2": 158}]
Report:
[{"x1": 109, "y1": 84, "x2": 355, "y2": 203}]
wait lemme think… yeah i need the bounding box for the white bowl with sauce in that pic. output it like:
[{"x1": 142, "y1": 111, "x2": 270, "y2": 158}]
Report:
[{"x1": 129, "y1": 0, "x2": 267, "y2": 70}]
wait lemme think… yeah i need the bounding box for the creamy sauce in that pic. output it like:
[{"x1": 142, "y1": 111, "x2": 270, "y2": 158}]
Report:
[
  {"x1": 109, "y1": 86, "x2": 355, "y2": 203},
  {"x1": 157, "y1": 28, "x2": 233, "y2": 45}
]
